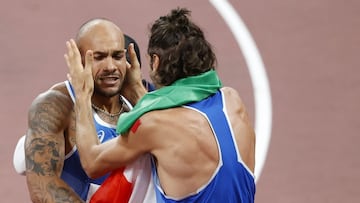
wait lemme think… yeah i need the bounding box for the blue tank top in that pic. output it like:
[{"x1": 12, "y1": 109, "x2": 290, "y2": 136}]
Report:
[
  {"x1": 60, "y1": 81, "x2": 121, "y2": 201},
  {"x1": 151, "y1": 90, "x2": 256, "y2": 203}
]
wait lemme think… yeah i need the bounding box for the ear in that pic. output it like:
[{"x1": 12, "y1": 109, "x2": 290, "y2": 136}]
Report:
[{"x1": 151, "y1": 54, "x2": 160, "y2": 71}]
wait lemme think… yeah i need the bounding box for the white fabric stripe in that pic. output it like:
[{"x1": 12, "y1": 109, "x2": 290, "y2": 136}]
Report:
[
  {"x1": 210, "y1": 0, "x2": 273, "y2": 182},
  {"x1": 93, "y1": 112, "x2": 117, "y2": 129},
  {"x1": 220, "y1": 90, "x2": 254, "y2": 177},
  {"x1": 64, "y1": 80, "x2": 76, "y2": 103}
]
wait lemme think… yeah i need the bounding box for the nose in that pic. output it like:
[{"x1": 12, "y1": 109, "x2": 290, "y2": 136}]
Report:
[{"x1": 104, "y1": 56, "x2": 116, "y2": 71}]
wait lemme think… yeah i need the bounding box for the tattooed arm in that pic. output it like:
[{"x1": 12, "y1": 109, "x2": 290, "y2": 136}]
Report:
[{"x1": 24, "y1": 89, "x2": 83, "y2": 203}]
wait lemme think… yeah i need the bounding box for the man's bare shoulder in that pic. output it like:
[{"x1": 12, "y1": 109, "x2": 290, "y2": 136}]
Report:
[
  {"x1": 28, "y1": 81, "x2": 73, "y2": 131},
  {"x1": 32, "y1": 82, "x2": 70, "y2": 106},
  {"x1": 130, "y1": 109, "x2": 181, "y2": 140},
  {"x1": 134, "y1": 108, "x2": 197, "y2": 141},
  {"x1": 221, "y1": 86, "x2": 247, "y2": 107},
  {"x1": 49, "y1": 81, "x2": 70, "y2": 94},
  {"x1": 221, "y1": 86, "x2": 243, "y2": 100},
  {"x1": 137, "y1": 110, "x2": 166, "y2": 130},
  {"x1": 140, "y1": 108, "x2": 182, "y2": 126}
]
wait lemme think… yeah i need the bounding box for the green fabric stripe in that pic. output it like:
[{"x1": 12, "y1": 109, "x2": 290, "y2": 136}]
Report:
[{"x1": 116, "y1": 70, "x2": 222, "y2": 134}]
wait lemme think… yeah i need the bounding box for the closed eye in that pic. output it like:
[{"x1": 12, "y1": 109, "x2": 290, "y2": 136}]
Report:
[
  {"x1": 93, "y1": 53, "x2": 107, "y2": 61},
  {"x1": 112, "y1": 51, "x2": 126, "y2": 60}
]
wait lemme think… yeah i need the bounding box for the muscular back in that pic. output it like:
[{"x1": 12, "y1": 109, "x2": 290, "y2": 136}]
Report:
[
  {"x1": 137, "y1": 87, "x2": 255, "y2": 198},
  {"x1": 24, "y1": 82, "x2": 82, "y2": 203}
]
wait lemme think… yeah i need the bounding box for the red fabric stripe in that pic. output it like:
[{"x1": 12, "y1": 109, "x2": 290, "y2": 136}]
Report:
[{"x1": 90, "y1": 168, "x2": 133, "y2": 203}]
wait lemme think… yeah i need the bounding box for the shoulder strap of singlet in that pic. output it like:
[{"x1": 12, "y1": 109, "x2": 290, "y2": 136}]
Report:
[
  {"x1": 120, "y1": 95, "x2": 133, "y2": 110},
  {"x1": 65, "y1": 80, "x2": 76, "y2": 103}
]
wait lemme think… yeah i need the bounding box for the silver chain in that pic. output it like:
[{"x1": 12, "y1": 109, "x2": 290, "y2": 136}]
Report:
[{"x1": 91, "y1": 103, "x2": 123, "y2": 117}]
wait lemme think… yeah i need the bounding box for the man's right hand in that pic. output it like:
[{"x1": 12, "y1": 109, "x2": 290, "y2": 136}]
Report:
[{"x1": 64, "y1": 39, "x2": 94, "y2": 101}]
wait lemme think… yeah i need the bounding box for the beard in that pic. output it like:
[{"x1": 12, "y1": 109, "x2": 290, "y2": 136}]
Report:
[
  {"x1": 93, "y1": 84, "x2": 122, "y2": 98},
  {"x1": 93, "y1": 73, "x2": 123, "y2": 97}
]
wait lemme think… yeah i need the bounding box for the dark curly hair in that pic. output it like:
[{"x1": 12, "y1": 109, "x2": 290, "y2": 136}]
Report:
[{"x1": 147, "y1": 8, "x2": 217, "y2": 86}]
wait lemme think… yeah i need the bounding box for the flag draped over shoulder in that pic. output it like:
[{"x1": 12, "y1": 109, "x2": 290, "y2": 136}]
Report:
[{"x1": 116, "y1": 70, "x2": 223, "y2": 134}]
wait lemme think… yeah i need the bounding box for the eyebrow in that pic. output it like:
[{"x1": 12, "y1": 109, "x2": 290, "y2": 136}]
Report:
[
  {"x1": 112, "y1": 50, "x2": 126, "y2": 55},
  {"x1": 93, "y1": 49, "x2": 126, "y2": 55}
]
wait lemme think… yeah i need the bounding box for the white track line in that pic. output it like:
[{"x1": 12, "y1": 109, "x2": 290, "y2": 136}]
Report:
[{"x1": 210, "y1": 0, "x2": 273, "y2": 182}]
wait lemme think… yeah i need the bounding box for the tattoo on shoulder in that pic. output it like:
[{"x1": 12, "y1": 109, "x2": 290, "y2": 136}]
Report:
[{"x1": 28, "y1": 91, "x2": 73, "y2": 135}]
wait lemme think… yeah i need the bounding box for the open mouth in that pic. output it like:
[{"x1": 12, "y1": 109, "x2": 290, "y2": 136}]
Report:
[{"x1": 99, "y1": 76, "x2": 120, "y2": 85}]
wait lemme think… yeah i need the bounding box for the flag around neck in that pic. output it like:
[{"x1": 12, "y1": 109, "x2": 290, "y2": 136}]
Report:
[{"x1": 116, "y1": 69, "x2": 223, "y2": 135}]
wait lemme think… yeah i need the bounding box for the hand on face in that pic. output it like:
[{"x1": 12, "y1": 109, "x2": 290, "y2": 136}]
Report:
[
  {"x1": 64, "y1": 39, "x2": 94, "y2": 100},
  {"x1": 121, "y1": 43, "x2": 144, "y2": 93}
]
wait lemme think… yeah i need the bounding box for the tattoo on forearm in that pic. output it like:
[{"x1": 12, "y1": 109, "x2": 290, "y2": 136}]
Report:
[
  {"x1": 48, "y1": 182, "x2": 83, "y2": 203},
  {"x1": 27, "y1": 176, "x2": 83, "y2": 203}
]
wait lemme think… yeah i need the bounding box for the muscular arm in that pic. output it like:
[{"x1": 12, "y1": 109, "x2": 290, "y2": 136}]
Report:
[
  {"x1": 222, "y1": 87, "x2": 256, "y2": 173},
  {"x1": 25, "y1": 89, "x2": 83, "y2": 203}
]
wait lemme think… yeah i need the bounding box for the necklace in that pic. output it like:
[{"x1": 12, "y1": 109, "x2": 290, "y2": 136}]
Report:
[{"x1": 91, "y1": 103, "x2": 123, "y2": 117}]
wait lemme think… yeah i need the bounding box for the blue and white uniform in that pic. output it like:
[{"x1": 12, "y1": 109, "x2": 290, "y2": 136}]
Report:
[
  {"x1": 61, "y1": 80, "x2": 123, "y2": 201},
  {"x1": 151, "y1": 90, "x2": 256, "y2": 203},
  {"x1": 13, "y1": 81, "x2": 154, "y2": 203}
]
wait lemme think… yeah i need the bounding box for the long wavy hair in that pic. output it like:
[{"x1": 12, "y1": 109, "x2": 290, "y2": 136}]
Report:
[{"x1": 148, "y1": 8, "x2": 217, "y2": 86}]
